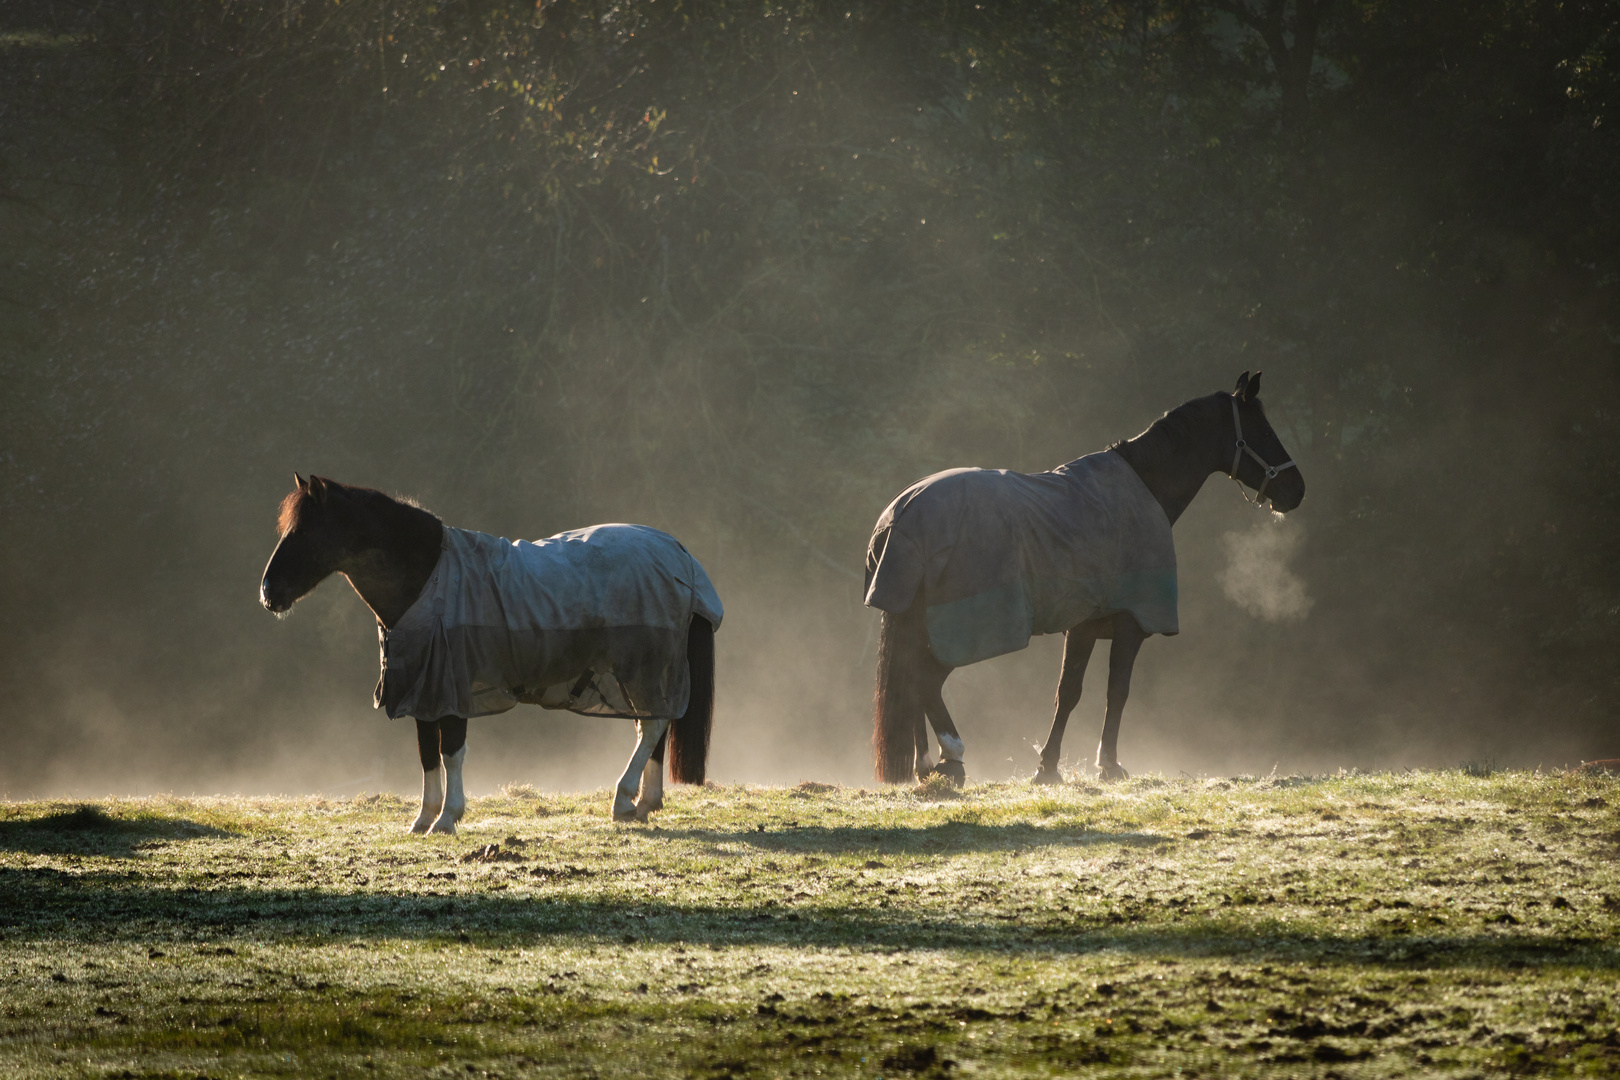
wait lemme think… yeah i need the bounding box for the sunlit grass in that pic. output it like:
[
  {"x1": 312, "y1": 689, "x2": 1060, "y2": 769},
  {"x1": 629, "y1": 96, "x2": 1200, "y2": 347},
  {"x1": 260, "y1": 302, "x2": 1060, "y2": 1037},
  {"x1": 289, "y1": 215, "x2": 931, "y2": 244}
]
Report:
[{"x1": 1, "y1": 769, "x2": 1616, "y2": 1077}]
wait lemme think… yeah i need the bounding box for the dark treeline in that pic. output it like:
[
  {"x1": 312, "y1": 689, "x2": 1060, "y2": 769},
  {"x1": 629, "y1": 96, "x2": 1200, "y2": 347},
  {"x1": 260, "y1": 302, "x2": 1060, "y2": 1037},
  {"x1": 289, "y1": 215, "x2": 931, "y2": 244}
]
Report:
[{"x1": 2, "y1": 1, "x2": 1617, "y2": 793}]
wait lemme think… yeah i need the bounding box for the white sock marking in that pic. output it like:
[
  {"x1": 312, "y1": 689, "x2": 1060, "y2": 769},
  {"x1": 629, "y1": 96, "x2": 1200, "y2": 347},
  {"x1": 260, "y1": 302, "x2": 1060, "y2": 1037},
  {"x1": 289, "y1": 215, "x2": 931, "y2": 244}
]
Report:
[
  {"x1": 614, "y1": 718, "x2": 670, "y2": 821},
  {"x1": 638, "y1": 753, "x2": 665, "y2": 813},
  {"x1": 410, "y1": 767, "x2": 445, "y2": 834},
  {"x1": 430, "y1": 744, "x2": 467, "y2": 835}
]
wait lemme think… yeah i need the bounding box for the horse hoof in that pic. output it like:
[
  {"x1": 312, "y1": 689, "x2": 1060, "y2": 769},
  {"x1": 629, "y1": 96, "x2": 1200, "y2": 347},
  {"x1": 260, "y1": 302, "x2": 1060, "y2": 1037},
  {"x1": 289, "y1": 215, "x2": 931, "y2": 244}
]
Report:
[
  {"x1": 1031, "y1": 768, "x2": 1063, "y2": 786},
  {"x1": 1097, "y1": 763, "x2": 1129, "y2": 782},
  {"x1": 427, "y1": 815, "x2": 458, "y2": 835},
  {"x1": 933, "y1": 760, "x2": 966, "y2": 788},
  {"x1": 407, "y1": 818, "x2": 432, "y2": 834}
]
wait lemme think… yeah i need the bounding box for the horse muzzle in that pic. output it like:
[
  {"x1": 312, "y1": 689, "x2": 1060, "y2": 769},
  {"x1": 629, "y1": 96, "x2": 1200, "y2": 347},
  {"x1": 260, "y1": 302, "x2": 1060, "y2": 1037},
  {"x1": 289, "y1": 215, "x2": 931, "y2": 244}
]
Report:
[
  {"x1": 1268, "y1": 476, "x2": 1305, "y2": 514},
  {"x1": 260, "y1": 579, "x2": 292, "y2": 614}
]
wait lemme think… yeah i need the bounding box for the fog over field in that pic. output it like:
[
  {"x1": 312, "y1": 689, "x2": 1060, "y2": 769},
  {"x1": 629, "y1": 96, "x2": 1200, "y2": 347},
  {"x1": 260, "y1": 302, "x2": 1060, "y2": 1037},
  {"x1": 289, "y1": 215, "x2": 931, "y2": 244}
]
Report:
[{"x1": 2, "y1": 0, "x2": 1617, "y2": 799}]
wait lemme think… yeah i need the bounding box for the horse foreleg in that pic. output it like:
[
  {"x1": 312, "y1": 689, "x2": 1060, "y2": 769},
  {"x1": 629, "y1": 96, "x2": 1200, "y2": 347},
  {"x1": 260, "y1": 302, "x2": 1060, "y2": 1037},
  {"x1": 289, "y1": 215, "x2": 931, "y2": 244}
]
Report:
[
  {"x1": 429, "y1": 716, "x2": 468, "y2": 834},
  {"x1": 1035, "y1": 624, "x2": 1100, "y2": 784},
  {"x1": 918, "y1": 655, "x2": 966, "y2": 787},
  {"x1": 410, "y1": 718, "x2": 445, "y2": 833},
  {"x1": 613, "y1": 717, "x2": 671, "y2": 822},
  {"x1": 1096, "y1": 615, "x2": 1145, "y2": 781}
]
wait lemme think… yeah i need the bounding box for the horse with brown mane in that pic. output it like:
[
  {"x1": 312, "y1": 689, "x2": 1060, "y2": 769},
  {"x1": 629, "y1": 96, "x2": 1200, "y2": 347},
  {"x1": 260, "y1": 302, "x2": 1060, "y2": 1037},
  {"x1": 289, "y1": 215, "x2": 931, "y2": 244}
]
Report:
[
  {"x1": 260, "y1": 476, "x2": 720, "y2": 830},
  {"x1": 865, "y1": 372, "x2": 1304, "y2": 785}
]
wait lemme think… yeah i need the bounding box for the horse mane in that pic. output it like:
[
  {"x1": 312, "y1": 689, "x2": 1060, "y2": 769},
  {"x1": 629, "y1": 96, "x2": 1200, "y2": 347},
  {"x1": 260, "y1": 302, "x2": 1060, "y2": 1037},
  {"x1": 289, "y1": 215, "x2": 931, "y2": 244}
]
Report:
[
  {"x1": 276, "y1": 478, "x2": 439, "y2": 537},
  {"x1": 276, "y1": 488, "x2": 308, "y2": 537},
  {"x1": 1109, "y1": 392, "x2": 1230, "y2": 526},
  {"x1": 1112, "y1": 392, "x2": 1223, "y2": 457}
]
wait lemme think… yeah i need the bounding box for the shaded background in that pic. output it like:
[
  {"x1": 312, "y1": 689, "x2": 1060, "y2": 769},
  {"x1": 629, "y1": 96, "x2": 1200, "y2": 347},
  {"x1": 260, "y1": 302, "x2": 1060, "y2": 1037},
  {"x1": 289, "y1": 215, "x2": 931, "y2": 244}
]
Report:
[{"x1": 2, "y1": 0, "x2": 1616, "y2": 798}]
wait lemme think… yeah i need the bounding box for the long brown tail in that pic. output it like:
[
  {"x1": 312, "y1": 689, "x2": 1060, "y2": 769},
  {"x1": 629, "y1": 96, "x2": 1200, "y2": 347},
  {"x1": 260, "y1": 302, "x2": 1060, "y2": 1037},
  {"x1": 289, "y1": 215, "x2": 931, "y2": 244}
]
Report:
[
  {"x1": 873, "y1": 604, "x2": 924, "y2": 783},
  {"x1": 669, "y1": 615, "x2": 714, "y2": 784}
]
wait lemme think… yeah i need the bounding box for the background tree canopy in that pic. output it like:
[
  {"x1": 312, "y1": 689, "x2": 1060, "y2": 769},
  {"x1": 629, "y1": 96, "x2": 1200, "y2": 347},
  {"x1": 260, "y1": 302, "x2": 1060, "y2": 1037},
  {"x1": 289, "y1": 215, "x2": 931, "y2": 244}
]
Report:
[{"x1": 2, "y1": 0, "x2": 1616, "y2": 795}]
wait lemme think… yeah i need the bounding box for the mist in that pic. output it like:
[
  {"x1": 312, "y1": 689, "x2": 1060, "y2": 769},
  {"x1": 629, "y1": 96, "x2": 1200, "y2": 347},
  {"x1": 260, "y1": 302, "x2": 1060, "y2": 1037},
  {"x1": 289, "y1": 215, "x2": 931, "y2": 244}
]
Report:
[
  {"x1": 2, "y1": 1, "x2": 1617, "y2": 801},
  {"x1": 1219, "y1": 515, "x2": 1312, "y2": 624}
]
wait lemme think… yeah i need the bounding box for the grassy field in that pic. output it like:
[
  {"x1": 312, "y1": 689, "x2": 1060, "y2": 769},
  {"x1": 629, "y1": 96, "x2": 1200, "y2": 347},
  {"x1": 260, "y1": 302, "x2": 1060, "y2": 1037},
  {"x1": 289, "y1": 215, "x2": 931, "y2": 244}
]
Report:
[{"x1": 1, "y1": 768, "x2": 1617, "y2": 1079}]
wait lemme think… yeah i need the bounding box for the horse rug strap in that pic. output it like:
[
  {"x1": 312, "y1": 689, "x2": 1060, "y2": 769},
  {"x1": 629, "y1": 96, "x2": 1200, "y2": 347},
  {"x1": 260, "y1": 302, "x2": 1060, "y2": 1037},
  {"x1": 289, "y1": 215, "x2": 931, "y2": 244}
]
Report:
[
  {"x1": 376, "y1": 524, "x2": 723, "y2": 722},
  {"x1": 864, "y1": 450, "x2": 1177, "y2": 668}
]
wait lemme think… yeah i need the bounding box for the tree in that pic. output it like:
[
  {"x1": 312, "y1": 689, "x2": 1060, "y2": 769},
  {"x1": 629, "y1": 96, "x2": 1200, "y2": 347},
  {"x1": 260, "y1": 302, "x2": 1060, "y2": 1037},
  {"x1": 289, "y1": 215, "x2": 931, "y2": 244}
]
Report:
[{"x1": 1211, "y1": 0, "x2": 1334, "y2": 122}]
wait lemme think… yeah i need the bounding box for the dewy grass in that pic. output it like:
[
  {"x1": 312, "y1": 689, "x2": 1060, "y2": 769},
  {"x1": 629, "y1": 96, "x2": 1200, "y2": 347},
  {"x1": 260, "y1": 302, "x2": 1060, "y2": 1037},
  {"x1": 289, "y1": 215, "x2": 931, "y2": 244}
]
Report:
[{"x1": 0, "y1": 770, "x2": 1617, "y2": 1078}]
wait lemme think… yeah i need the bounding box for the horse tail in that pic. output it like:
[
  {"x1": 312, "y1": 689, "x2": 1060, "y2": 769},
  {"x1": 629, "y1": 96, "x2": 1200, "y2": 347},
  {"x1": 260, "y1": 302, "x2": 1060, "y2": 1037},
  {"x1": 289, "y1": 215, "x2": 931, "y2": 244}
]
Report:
[
  {"x1": 669, "y1": 614, "x2": 715, "y2": 785},
  {"x1": 873, "y1": 602, "x2": 925, "y2": 784}
]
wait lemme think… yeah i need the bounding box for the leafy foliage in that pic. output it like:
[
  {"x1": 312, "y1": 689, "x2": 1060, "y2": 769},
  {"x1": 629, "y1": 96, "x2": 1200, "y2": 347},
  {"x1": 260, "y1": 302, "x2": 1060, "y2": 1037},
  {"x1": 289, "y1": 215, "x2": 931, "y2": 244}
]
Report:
[{"x1": 0, "y1": 0, "x2": 1617, "y2": 783}]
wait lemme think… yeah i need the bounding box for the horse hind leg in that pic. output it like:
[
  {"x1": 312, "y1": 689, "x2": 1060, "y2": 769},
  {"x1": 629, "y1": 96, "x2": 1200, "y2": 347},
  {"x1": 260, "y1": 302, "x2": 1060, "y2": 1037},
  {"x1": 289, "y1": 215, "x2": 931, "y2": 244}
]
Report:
[
  {"x1": 410, "y1": 718, "x2": 445, "y2": 834},
  {"x1": 636, "y1": 727, "x2": 669, "y2": 818},
  {"x1": 429, "y1": 716, "x2": 469, "y2": 834},
  {"x1": 918, "y1": 655, "x2": 966, "y2": 788},
  {"x1": 912, "y1": 704, "x2": 935, "y2": 779},
  {"x1": 613, "y1": 717, "x2": 671, "y2": 822}
]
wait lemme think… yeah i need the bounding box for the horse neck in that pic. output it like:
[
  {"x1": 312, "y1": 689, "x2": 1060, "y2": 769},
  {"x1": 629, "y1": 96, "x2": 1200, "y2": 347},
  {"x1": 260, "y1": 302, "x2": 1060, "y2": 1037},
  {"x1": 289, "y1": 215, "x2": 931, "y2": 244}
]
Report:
[
  {"x1": 336, "y1": 496, "x2": 444, "y2": 629},
  {"x1": 1112, "y1": 394, "x2": 1230, "y2": 526}
]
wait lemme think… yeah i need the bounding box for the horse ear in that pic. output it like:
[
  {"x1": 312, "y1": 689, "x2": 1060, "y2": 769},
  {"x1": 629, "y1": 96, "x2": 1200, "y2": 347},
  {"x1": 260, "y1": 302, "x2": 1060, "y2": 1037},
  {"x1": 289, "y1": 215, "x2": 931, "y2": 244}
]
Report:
[
  {"x1": 1248, "y1": 371, "x2": 1262, "y2": 398},
  {"x1": 293, "y1": 472, "x2": 306, "y2": 491},
  {"x1": 1234, "y1": 371, "x2": 1252, "y2": 400},
  {"x1": 308, "y1": 475, "x2": 328, "y2": 503}
]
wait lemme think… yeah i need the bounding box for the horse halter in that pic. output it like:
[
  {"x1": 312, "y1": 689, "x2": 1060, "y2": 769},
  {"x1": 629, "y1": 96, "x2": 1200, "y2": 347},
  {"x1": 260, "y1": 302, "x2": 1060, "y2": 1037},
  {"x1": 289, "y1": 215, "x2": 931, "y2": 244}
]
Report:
[{"x1": 1229, "y1": 397, "x2": 1296, "y2": 507}]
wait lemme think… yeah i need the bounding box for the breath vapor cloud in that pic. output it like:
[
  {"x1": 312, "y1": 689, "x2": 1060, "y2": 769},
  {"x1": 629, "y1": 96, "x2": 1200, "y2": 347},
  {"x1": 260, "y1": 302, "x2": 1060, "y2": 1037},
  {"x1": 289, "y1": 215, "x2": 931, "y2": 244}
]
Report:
[{"x1": 1218, "y1": 514, "x2": 1314, "y2": 623}]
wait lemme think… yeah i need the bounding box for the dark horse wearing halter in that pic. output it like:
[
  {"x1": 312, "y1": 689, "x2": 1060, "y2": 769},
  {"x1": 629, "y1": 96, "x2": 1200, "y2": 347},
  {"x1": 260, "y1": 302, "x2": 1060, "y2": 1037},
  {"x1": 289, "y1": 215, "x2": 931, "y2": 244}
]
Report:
[
  {"x1": 260, "y1": 476, "x2": 719, "y2": 830},
  {"x1": 865, "y1": 373, "x2": 1304, "y2": 785}
]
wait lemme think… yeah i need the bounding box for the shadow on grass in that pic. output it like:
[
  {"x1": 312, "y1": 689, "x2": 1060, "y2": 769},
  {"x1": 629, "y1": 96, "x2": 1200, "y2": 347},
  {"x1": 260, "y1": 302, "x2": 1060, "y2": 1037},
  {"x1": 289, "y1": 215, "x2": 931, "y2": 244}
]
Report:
[
  {"x1": 0, "y1": 872, "x2": 1614, "y2": 971},
  {"x1": 0, "y1": 804, "x2": 231, "y2": 856},
  {"x1": 653, "y1": 821, "x2": 1171, "y2": 855}
]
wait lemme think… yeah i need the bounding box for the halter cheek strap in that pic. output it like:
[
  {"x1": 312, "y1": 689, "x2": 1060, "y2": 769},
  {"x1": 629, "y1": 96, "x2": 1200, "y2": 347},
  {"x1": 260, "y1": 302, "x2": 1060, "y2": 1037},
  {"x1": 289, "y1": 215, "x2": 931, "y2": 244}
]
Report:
[{"x1": 1230, "y1": 398, "x2": 1297, "y2": 507}]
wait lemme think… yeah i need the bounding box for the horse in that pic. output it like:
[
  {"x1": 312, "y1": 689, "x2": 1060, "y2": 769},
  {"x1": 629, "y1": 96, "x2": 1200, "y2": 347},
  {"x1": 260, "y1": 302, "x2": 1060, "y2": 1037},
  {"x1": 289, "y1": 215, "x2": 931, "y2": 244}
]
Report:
[
  {"x1": 259, "y1": 475, "x2": 722, "y2": 831},
  {"x1": 864, "y1": 371, "x2": 1304, "y2": 785}
]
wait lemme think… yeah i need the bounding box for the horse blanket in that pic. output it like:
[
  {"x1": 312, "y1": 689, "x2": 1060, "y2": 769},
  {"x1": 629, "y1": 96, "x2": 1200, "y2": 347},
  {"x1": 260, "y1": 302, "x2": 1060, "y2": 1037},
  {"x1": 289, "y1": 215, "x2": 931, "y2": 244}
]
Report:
[
  {"x1": 864, "y1": 450, "x2": 1177, "y2": 667},
  {"x1": 376, "y1": 524, "x2": 723, "y2": 722}
]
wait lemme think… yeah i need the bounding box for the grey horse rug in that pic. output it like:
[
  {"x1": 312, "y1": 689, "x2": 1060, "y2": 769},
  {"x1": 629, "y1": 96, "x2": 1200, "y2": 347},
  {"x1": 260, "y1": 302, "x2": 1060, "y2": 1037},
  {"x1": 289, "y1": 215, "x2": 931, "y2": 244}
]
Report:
[
  {"x1": 376, "y1": 524, "x2": 723, "y2": 722},
  {"x1": 864, "y1": 450, "x2": 1177, "y2": 668}
]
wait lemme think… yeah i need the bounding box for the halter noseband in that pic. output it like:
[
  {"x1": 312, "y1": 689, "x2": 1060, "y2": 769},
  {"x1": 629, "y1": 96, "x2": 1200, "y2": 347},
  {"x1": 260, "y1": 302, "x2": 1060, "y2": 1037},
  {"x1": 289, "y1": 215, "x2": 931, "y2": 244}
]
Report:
[{"x1": 1229, "y1": 397, "x2": 1296, "y2": 507}]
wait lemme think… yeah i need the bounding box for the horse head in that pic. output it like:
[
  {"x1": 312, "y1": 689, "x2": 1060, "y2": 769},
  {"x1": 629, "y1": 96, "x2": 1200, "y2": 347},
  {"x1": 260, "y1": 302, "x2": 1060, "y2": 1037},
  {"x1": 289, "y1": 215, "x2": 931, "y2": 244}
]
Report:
[
  {"x1": 1229, "y1": 371, "x2": 1305, "y2": 513},
  {"x1": 260, "y1": 474, "x2": 352, "y2": 614}
]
